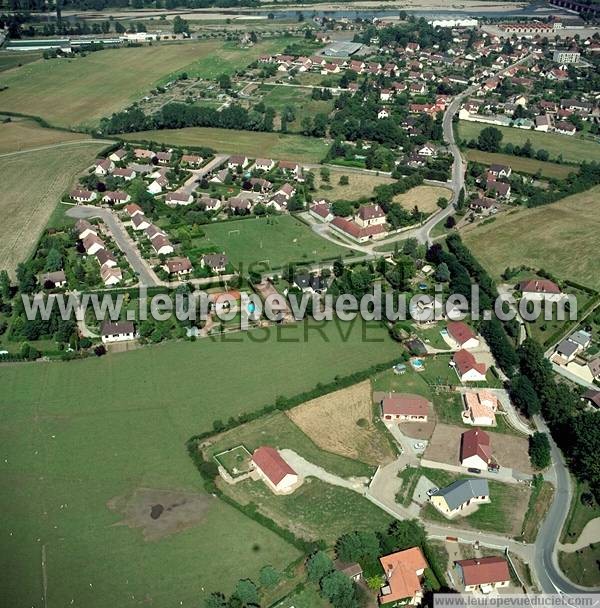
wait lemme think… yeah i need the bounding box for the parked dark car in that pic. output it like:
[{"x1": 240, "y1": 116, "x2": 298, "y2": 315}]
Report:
[{"x1": 467, "y1": 467, "x2": 482, "y2": 474}]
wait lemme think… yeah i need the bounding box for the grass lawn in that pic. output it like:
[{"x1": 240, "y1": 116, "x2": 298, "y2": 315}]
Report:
[
  {"x1": 272, "y1": 586, "x2": 331, "y2": 608},
  {"x1": 0, "y1": 51, "x2": 42, "y2": 72},
  {"x1": 0, "y1": 40, "x2": 290, "y2": 129},
  {"x1": 559, "y1": 545, "x2": 600, "y2": 588},
  {"x1": 521, "y1": 481, "x2": 554, "y2": 543},
  {"x1": 457, "y1": 121, "x2": 600, "y2": 164},
  {"x1": 414, "y1": 326, "x2": 451, "y2": 350},
  {"x1": 157, "y1": 38, "x2": 293, "y2": 83},
  {"x1": 462, "y1": 186, "x2": 600, "y2": 291},
  {"x1": 396, "y1": 466, "x2": 422, "y2": 507},
  {"x1": 561, "y1": 480, "x2": 600, "y2": 544},
  {"x1": 195, "y1": 215, "x2": 352, "y2": 270},
  {"x1": 464, "y1": 149, "x2": 577, "y2": 179},
  {"x1": 0, "y1": 320, "x2": 401, "y2": 607},
  {"x1": 422, "y1": 474, "x2": 530, "y2": 536},
  {"x1": 222, "y1": 477, "x2": 394, "y2": 543},
  {"x1": 259, "y1": 84, "x2": 334, "y2": 133},
  {"x1": 123, "y1": 127, "x2": 329, "y2": 163},
  {"x1": 394, "y1": 185, "x2": 452, "y2": 215},
  {"x1": 0, "y1": 119, "x2": 91, "y2": 154},
  {"x1": 315, "y1": 168, "x2": 393, "y2": 201},
  {"x1": 526, "y1": 286, "x2": 595, "y2": 348},
  {"x1": 206, "y1": 411, "x2": 374, "y2": 479},
  {"x1": 0, "y1": 141, "x2": 107, "y2": 277}
]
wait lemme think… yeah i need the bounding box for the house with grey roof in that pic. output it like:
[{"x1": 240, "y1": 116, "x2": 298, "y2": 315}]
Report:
[
  {"x1": 569, "y1": 330, "x2": 592, "y2": 349},
  {"x1": 554, "y1": 338, "x2": 581, "y2": 363},
  {"x1": 430, "y1": 478, "x2": 490, "y2": 518}
]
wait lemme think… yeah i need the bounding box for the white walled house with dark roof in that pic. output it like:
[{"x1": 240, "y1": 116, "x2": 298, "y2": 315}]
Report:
[{"x1": 100, "y1": 320, "x2": 136, "y2": 343}]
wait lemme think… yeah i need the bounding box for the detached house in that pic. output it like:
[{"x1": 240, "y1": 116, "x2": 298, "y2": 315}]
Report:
[
  {"x1": 462, "y1": 391, "x2": 499, "y2": 427},
  {"x1": 165, "y1": 191, "x2": 194, "y2": 206},
  {"x1": 75, "y1": 219, "x2": 97, "y2": 240},
  {"x1": 446, "y1": 321, "x2": 479, "y2": 350},
  {"x1": 101, "y1": 266, "x2": 122, "y2": 287},
  {"x1": 70, "y1": 189, "x2": 97, "y2": 204},
  {"x1": 40, "y1": 270, "x2": 67, "y2": 289},
  {"x1": 452, "y1": 349, "x2": 487, "y2": 382},
  {"x1": 455, "y1": 556, "x2": 511, "y2": 593},
  {"x1": 378, "y1": 547, "x2": 428, "y2": 606},
  {"x1": 430, "y1": 478, "x2": 490, "y2": 517},
  {"x1": 165, "y1": 256, "x2": 193, "y2": 277},
  {"x1": 112, "y1": 167, "x2": 136, "y2": 181},
  {"x1": 254, "y1": 158, "x2": 275, "y2": 172},
  {"x1": 309, "y1": 201, "x2": 334, "y2": 223},
  {"x1": 519, "y1": 278, "x2": 563, "y2": 302},
  {"x1": 100, "y1": 320, "x2": 135, "y2": 344},
  {"x1": 252, "y1": 446, "x2": 299, "y2": 494},
  {"x1": 201, "y1": 253, "x2": 228, "y2": 273},
  {"x1": 356, "y1": 204, "x2": 386, "y2": 228},
  {"x1": 94, "y1": 158, "x2": 114, "y2": 176},
  {"x1": 83, "y1": 234, "x2": 105, "y2": 256},
  {"x1": 488, "y1": 164, "x2": 511, "y2": 179},
  {"x1": 131, "y1": 213, "x2": 151, "y2": 231},
  {"x1": 228, "y1": 155, "x2": 249, "y2": 170},
  {"x1": 380, "y1": 393, "x2": 430, "y2": 422},
  {"x1": 460, "y1": 428, "x2": 492, "y2": 469}
]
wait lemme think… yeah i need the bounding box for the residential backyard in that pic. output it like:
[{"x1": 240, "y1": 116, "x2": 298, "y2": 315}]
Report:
[{"x1": 221, "y1": 477, "x2": 394, "y2": 543}]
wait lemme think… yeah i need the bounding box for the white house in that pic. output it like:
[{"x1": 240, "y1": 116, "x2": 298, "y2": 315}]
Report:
[
  {"x1": 460, "y1": 428, "x2": 492, "y2": 470},
  {"x1": 131, "y1": 214, "x2": 151, "y2": 231},
  {"x1": 378, "y1": 108, "x2": 390, "y2": 119},
  {"x1": 100, "y1": 320, "x2": 135, "y2": 343},
  {"x1": 254, "y1": 158, "x2": 275, "y2": 172},
  {"x1": 455, "y1": 557, "x2": 511, "y2": 593},
  {"x1": 452, "y1": 350, "x2": 487, "y2": 382},
  {"x1": 165, "y1": 191, "x2": 194, "y2": 206},
  {"x1": 519, "y1": 278, "x2": 563, "y2": 302},
  {"x1": 252, "y1": 446, "x2": 299, "y2": 494},
  {"x1": 100, "y1": 266, "x2": 122, "y2": 287},
  {"x1": 446, "y1": 321, "x2": 480, "y2": 350}
]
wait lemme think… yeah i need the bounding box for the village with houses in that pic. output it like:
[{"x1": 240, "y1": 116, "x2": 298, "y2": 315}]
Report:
[{"x1": 1, "y1": 2, "x2": 600, "y2": 607}]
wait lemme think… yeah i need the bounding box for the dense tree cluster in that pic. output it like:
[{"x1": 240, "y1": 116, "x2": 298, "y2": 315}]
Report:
[{"x1": 99, "y1": 101, "x2": 277, "y2": 135}]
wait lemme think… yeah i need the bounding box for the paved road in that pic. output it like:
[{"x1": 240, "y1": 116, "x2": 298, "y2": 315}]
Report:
[
  {"x1": 67, "y1": 205, "x2": 161, "y2": 286},
  {"x1": 531, "y1": 416, "x2": 600, "y2": 593},
  {"x1": 178, "y1": 154, "x2": 228, "y2": 195}
]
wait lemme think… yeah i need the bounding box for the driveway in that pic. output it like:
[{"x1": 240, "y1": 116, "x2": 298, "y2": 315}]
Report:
[{"x1": 279, "y1": 449, "x2": 367, "y2": 493}]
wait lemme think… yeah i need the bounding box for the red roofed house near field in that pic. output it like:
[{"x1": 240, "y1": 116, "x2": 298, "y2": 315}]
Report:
[
  {"x1": 252, "y1": 446, "x2": 299, "y2": 494},
  {"x1": 452, "y1": 349, "x2": 487, "y2": 383},
  {"x1": 378, "y1": 547, "x2": 428, "y2": 605},
  {"x1": 380, "y1": 393, "x2": 430, "y2": 422},
  {"x1": 446, "y1": 321, "x2": 479, "y2": 350},
  {"x1": 519, "y1": 278, "x2": 563, "y2": 302},
  {"x1": 460, "y1": 428, "x2": 492, "y2": 470},
  {"x1": 454, "y1": 556, "x2": 510, "y2": 593}
]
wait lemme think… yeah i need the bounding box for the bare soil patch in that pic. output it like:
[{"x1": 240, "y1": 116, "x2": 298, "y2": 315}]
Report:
[
  {"x1": 315, "y1": 169, "x2": 394, "y2": 201},
  {"x1": 424, "y1": 423, "x2": 533, "y2": 472},
  {"x1": 107, "y1": 487, "x2": 212, "y2": 541},
  {"x1": 286, "y1": 380, "x2": 395, "y2": 466}
]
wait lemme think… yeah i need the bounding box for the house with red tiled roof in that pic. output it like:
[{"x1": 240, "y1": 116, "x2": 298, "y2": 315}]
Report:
[
  {"x1": 330, "y1": 217, "x2": 387, "y2": 243},
  {"x1": 378, "y1": 547, "x2": 428, "y2": 605},
  {"x1": 309, "y1": 201, "x2": 333, "y2": 223},
  {"x1": 460, "y1": 428, "x2": 492, "y2": 469},
  {"x1": 446, "y1": 321, "x2": 479, "y2": 350},
  {"x1": 379, "y1": 393, "x2": 430, "y2": 422},
  {"x1": 454, "y1": 556, "x2": 510, "y2": 592},
  {"x1": 252, "y1": 446, "x2": 298, "y2": 494},
  {"x1": 452, "y1": 350, "x2": 487, "y2": 382},
  {"x1": 519, "y1": 278, "x2": 563, "y2": 302},
  {"x1": 462, "y1": 391, "x2": 498, "y2": 427}
]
